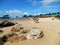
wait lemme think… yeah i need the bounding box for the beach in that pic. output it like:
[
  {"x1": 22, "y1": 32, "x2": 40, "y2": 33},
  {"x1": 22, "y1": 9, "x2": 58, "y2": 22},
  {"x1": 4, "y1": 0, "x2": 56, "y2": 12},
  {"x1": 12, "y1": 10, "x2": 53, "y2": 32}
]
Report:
[{"x1": 0, "y1": 17, "x2": 60, "y2": 45}]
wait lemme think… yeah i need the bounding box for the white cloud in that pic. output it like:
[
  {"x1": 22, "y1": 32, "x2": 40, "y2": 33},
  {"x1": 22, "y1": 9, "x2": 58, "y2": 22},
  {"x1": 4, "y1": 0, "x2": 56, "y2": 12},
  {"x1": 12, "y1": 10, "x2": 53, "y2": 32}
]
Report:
[
  {"x1": 24, "y1": 12, "x2": 29, "y2": 15},
  {"x1": 42, "y1": 0, "x2": 60, "y2": 6},
  {"x1": 0, "y1": 9, "x2": 29, "y2": 17},
  {"x1": 5, "y1": 9, "x2": 23, "y2": 15},
  {"x1": 28, "y1": 0, "x2": 60, "y2": 7},
  {"x1": 5, "y1": 9, "x2": 29, "y2": 15}
]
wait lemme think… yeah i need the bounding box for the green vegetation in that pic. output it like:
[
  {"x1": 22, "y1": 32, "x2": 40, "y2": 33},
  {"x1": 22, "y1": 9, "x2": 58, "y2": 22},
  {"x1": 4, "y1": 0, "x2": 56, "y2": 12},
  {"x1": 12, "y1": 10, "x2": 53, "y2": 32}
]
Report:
[
  {"x1": 48, "y1": 14, "x2": 58, "y2": 17},
  {"x1": 2, "y1": 15, "x2": 10, "y2": 18}
]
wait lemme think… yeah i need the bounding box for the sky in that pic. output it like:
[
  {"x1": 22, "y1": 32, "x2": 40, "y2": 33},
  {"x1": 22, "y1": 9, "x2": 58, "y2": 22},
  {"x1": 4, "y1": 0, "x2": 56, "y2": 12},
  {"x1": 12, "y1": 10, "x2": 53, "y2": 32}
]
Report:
[{"x1": 0, "y1": 0, "x2": 60, "y2": 18}]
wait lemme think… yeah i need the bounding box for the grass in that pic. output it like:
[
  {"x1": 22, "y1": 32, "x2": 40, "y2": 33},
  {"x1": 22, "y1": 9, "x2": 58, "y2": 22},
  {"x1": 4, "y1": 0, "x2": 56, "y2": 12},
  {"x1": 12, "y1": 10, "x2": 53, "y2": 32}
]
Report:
[{"x1": 49, "y1": 14, "x2": 58, "y2": 17}]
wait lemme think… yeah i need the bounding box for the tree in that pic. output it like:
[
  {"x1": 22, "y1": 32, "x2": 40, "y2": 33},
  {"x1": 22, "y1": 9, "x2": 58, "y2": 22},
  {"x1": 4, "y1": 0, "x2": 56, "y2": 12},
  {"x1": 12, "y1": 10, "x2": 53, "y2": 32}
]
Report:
[
  {"x1": 2, "y1": 15, "x2": 10, "y2": 18},
  {"x1": 29, "y1": 15, "x2": 33, "y2": 17},
  {"x1": 23, "y1": 15, "x2": 28, "y2": 18},
  {"x1": 16, "y1": 16, "x2": 19, "y2": 18},
  {"x1": 49, "y1": 13, "x2": 51, "y2": 15},
  {"x1": 57, "y1": 12, "x2": 60, "y2": 14},
  {"x1": 57, "y1": 12, "x2": 60, "y2": 16}
]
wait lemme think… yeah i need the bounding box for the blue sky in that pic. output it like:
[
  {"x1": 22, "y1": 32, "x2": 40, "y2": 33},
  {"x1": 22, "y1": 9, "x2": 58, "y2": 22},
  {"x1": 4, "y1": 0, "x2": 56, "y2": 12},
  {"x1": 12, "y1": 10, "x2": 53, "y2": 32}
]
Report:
[{"x1": 0, "y1": 0, "x2": 60, "y2": 17}]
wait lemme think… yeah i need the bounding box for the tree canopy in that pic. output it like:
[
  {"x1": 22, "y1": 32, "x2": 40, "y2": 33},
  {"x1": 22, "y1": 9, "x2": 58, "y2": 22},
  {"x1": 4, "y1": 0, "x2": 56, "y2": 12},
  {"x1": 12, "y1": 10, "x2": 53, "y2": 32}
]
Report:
[{"x1": 2, "y1": 15, "x2": 10, "y2": 18}]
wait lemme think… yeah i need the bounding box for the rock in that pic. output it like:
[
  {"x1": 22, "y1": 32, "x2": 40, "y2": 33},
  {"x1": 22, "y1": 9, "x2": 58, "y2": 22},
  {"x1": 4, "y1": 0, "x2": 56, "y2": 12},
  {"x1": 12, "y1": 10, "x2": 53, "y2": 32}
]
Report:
[
  {"x1": 6, "y1": 33, "x2": 18, "y2": 38},
  {"x1": 7, "y1": 34, "x2": 27, "y2": 42},
  {"x1": 20, "y1": 27, "x2": 24, "y2": 30},
  {"x1": 20, "y1": 30, "x2": 27, "y2": 34},
  {"x1": 11, "y1": 24, "x2": 24, "y2": 32},
  {"x1": 15, "y1": 24, "x2": 24, "y2": 30},
  {"x1": 1, "y1": 33, "x2": 18, "y2": 42},
  {"x1": 7, "y1": 35, "x2": 18, "y2": 43},
  {"x1": 26, "y1": 27, "x2": 44, "y2": 39},
  {"x1": 1, "y1": 35, "x2": 8, "y2": 42},
  {"x1": 11, "y1": 27, "x2": 20, "y2": 32},
  {"x1": 33, "y1": 18, "x2": 39, "y2": 23},
  {"x1": 51, "y1": 17, "x2": 54, "y2": 20},
  {"x1": 0, "y1": 20, "x2": 15, "y2": 28},
  {"x1": 37, "y1": 31, "x2": 44, "y2": 39},
  {"x1": 0, "y1": 30, "x2": 4, "y2": 34},
  {"x1": 18, "y1": 35, "x2": 26, "y2": 41},
  {"x1": 7, "y1": 33, "x2": 26, "y2": 42}
]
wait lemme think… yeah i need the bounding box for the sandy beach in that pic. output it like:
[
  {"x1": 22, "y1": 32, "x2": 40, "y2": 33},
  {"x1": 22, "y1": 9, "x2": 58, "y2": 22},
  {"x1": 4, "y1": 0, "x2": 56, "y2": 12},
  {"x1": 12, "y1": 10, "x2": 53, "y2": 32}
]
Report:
[{"x1": 0, "y1": 17, "x2": 60, "y2": 45}]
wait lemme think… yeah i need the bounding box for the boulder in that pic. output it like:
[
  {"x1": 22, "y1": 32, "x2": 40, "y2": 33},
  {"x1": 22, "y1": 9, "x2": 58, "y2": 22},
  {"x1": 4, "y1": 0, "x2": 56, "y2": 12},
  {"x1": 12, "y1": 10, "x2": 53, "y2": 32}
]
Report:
[
  {"x1": 11, "y1": 24, "x2": 24, "y2": 32},
  {"x1": 11, "y1": 27, "x2": 20, "y2": 32},
  {"x1": 1, "y1": 35, "x2": 8, "y2": 42},
  {"x1": 1, "y1": 33, "x2": 17, "y2": 42},
  {"x1": 18, "y1": 35, "x2": 27, "y2": 41},
  {"x1": 7, "y1": 35, "x2": 18, "y2": 43},
  {"x1": 7, "y1": 35, "x2": 26, "y2": 42},
  {"x1": 26, "y1": 27, "x2": 44, "y2": 39},
  {"x1": 15, "y1": 24, "x2": 24, "y2": 30},
  {"x1": 0, "y1": 20, "x2": 15, "y2": 28},
  {"x1": 0, "y1": 30, "x2": 4, "y2": 34},
  {"x1": 20, "y1": 30, "x2": 27, "y2": 34}
]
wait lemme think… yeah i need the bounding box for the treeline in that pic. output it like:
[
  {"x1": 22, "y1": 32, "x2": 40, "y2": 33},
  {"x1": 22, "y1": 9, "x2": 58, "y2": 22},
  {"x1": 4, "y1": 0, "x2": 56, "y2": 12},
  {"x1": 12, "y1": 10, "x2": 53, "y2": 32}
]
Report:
[
  {"x1": 0, "y1": 15, "x2": 10, "y2": 19},
  {"x1": 23, "y1": 12, "x2": 60, "y2": 18},
  {"x1": 0, "y1": 12, "x2": 60, "y2": 19}
]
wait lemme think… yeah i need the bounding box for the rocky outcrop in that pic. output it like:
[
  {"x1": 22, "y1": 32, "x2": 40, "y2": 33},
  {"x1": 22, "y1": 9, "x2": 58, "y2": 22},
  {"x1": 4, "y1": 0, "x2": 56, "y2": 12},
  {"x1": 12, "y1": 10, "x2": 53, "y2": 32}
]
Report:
[
  {"x1": 11, "y1": 27, "x2": 20, "y2": 32},
  {"x1": 7, "y1": 35, "x2": 18, "y2": 43},
  {"x1": 1, "y1": 33, "x2": 17, "y2": 42},
  {"x1": 1, "y1": 27, "x2": 44, "y2": 43},
  {"x1": 26, "y1": 27, "x2": 44, "y2": 39},
  {"x1": 18, "y1": 35, "x2": 27, "y2": 41},
  {"x1": 11, "y1": 24, "x2": 24, "y2": 32},
  {"x1": 0, "y1": 20, "x2": 15, "y2": 28}
]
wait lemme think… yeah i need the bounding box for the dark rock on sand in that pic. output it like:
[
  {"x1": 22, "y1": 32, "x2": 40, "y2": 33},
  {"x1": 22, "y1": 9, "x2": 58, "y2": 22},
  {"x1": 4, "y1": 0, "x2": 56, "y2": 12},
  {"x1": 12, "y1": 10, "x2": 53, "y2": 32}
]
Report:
[
  {"x1": 1, "y1": 35, "x2": 8, "y2": 42},
  {"x1": 1, "y1": 33, "x2": 17, "y2": 42},
  {"x1": 0, "y1": 30, "x2": 4, "y2": 34},
  {"x1": 20, "y1": 30, "x2": 27, "y2": 34},
  {"x1": 0, "y1": 20, "x2": 15, "y2": 28}
]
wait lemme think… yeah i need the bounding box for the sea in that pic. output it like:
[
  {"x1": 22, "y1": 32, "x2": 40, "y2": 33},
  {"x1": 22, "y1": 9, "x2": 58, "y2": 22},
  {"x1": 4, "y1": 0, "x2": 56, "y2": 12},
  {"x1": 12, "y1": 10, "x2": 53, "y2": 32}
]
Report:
[{"x1": 0, "y1": 18, "x2": 22, "y2": 21}]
